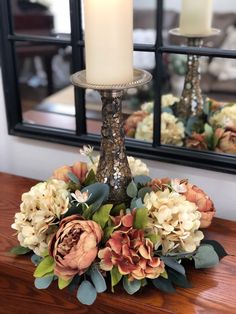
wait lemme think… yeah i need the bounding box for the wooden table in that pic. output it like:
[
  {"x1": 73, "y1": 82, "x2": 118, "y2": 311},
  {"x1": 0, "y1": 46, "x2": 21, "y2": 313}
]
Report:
[{"x1": 0, "y1": 172, "x2": 236, "y2": 314}]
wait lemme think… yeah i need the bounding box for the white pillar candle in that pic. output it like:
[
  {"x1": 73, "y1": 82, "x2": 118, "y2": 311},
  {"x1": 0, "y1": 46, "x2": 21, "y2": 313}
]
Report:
[
  {"x1": 84, "y1": 0, "x2": 133, "y2": 85},
  {"x1": 180, "y1": 0, "x2": 213, "y2": 36}
]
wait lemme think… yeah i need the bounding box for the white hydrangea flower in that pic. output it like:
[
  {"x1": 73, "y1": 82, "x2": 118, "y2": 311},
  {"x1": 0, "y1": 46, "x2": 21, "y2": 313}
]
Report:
[
  {"x1": 12, "y1": 179, "x2": 69, "y2": 256},
  {"x1": 161, "y1": 94, "x2": 179, "y2": 108},
  {"x1": 135, "y1": 113, "x2": 153, "y2": 142},
  {"x1": 87, "y1": 155, "x2": 149, "y2": 177},
  {"x1": 210, "y1": 104, "x2": 236, "y2": 132},
  {"x1": 144, "y1": 189, "x2": 204, "y2": 255},
  {"x1": 141, "y1": 101, "x2": 154, "y2": 114},
  {"x1": 161, "y1": 112, "x2": 185, "y2": 147}
]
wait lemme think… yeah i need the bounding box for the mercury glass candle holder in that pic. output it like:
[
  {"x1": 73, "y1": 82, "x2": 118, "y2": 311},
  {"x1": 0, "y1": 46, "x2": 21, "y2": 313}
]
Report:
[
  {"x1": 71, "y1": 69, "x2": 152, "y2": 203},
  {"x1": 169, "y1": 28, "x2": 220, "y2": 121}
]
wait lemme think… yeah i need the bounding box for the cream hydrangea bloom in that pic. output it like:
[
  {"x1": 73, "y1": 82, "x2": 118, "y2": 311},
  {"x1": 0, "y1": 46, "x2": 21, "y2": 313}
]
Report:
[
  {"x1": 144, "y1": 189, "x2": 204, "y2": 255},
  {"x1": 161, "y1": 94, "x2": 179, "y2": 108},
  {"x1": 87, "y1": 155, "x2": 149, "y2": 177},
  {"x1": 135, "y1": 113, "x2": 153, "y2": 142},
  {"x1": 12, "y1": 179, "x2": 69, "y2": 256},
  {"x1": 210, "y1": 104, "x2": 236, "y2": 132},
  {"x1": 161, "y1": 112, "x2": 185, "y2": 147}
]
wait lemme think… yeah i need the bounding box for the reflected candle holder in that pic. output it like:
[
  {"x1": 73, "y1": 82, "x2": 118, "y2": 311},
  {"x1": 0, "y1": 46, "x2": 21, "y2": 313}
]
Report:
[
  {"x1": 169, "y1": 28, "x2": 220, "y2": 121},
  {"x1": 71, "y1": 69, "x2": 152, "y2": 203}
]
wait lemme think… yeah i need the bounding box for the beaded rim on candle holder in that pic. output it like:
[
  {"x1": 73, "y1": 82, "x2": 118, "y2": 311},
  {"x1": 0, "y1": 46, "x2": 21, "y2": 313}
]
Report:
[
  {"x1": 169, "y1": 28, "x2": 221, "y2": 38},
  {"x1": 70, "y1": 68, "x2": 152, "y2": 90}
]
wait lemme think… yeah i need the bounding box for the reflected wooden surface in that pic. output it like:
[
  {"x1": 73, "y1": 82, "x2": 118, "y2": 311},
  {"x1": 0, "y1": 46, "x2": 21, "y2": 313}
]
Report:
[{"x1": 0, "y1": 172, "x2": 236, "y2": 314}]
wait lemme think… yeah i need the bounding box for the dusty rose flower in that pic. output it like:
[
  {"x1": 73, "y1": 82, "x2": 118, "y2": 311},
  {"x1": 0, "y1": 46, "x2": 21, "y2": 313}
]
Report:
[
  {"x1": 98, "y1": 213, "x2": 164, "y2": 280},
  {"x1": 214, "y1": 128, "x2": 236, "y2": 154},
  {"x1": 124, "y1": 111, "x2": 148, "y2": 138},
  {"x1": 49, "y1": 215, "x2": 103, "y2": 280},
  {"x1": 52, "y1": 162, "x2": 88, "y2": 183},
  {"x1": 149, "y1": 177, "x2": 171, "y2": 192},
  {"x1": 186, "y1": 132, "x2": 208, "y2": 151},
  {"x1": 184, "y1": 183, "x2": 215, "y2": 228}
]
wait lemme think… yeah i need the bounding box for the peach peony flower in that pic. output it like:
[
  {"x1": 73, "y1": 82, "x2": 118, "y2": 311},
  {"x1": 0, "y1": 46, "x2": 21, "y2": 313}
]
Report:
[
  {"x1": 52, "y1": 162, "x2": 88, "y2": 183},
  {"x1": 184, "y1": 183, "x2": 215, "y2": 228},
  {"x1": 49, "y1": 215, "x2": 103, "y2": 280},
  {"x1": 214, "y1": 128, "x2": 236, "y2": 155},
  {"x1": 98, "y1": 213, "x2": 165, "y2": 280}
]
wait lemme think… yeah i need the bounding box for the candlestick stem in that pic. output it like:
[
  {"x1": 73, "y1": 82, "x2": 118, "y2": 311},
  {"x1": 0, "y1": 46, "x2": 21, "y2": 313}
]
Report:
[
  {"x1": 96, "y1": 90, "x2": 131, "y2": 203},
  {"x1": 176, "y1": 37, "x2": 204, "y2": 120}
]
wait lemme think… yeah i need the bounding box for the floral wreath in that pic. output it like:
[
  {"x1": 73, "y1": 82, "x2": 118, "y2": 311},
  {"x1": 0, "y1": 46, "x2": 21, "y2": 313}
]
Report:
[{"x1": 11, "y1": 146, "x2": 228, "y2": 306}]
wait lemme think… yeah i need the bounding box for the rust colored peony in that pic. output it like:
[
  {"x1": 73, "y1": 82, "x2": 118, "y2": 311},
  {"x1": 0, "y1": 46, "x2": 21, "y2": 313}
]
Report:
[
  {"x1": 49, "y1": 215, "x2": 103, "y2": 280},
  {"x1": 184, "y1": 183, "x2": 215, "y2": 228},
  {"x1": 186, "y1": 132, "x2": 208, "y2": 151},
  {"x1": 215, "y1": 128, "x2": 236, "y2": 155},
  {"x1": 52, "y1": 162, "x2": 88, "y2": 183},
  {"x1": 98, "y1": 213, "x2": 165, "y2": 280},
  {"x1": 124, "y1": 111, "x2": 148, "y2": 138}
]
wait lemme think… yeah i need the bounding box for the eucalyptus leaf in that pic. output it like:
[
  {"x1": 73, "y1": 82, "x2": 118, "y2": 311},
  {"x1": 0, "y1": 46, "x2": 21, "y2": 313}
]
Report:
[
  {"x1": 76, "y1": 280, "x2": 97, "y2": 305},
  {"x1": 123, "y1": 277, "x2": 141, "y2": 295},
  {"x1": 133, "y1": 175, "x2": 152, "y2": 186},
  {"x1": 126, "y1": 180, "x2": 138, "y2": 198},
  {"x1": 193, "y1": 244, "x2": 219, "y2": 269},
  {"x1": 138, "y1": 187, "x2": 152, "y2": 200},
  {"x1": 201, "y1": 240, "x2": 228, "y2": 260},
  {"x1": 31, "y1": 254, "x2": 43, "y2": 266},
  {"x1": 10, "y1": 246, "x2": 31, "y2": 255},
  {"x1": 161, "y1": 257, "x2": 186, "y2": 276},
  {"x1": 34, "y1": 275, "x2": 54, "y2": 289},
  {"x1": 93, "y1": 204, "x2": 113, "y2": 229},
  {"x1": 62, "y1": 205, "x2": 83, "y2": 218},
  {"x1": 34, "y1": 256, "x2": 55, "y2": 278},
  {"x1": 167, "y1": 268, "x2": 191, "y2": 288},
  {"x1": 90, "y1": 267, "x2": 107, "y2": 293},
  {"x1": 67, "y1": 172, "x2": 80, "y2": 185},
  {"x1": 110, "y1": 267, "x2": 122, "y2": 292},
  {"x1": 130, "y1": 197, "x2": 143, "y2": 209},
  {"x1": 152, "y1": 276, "x2": 176, "y2": 293},
  {"x1": 83, "y1": 169, "x2": 97, "y2": 186},
  {"x1": 82, "y1": 183, "x2": 109, "y2": 214},
  {"x1": 133, "y1": 207, "x2": 148, "y2": 230},
  {"x1": 58, "y1": 277, "x2": 73, "y2": 290}
]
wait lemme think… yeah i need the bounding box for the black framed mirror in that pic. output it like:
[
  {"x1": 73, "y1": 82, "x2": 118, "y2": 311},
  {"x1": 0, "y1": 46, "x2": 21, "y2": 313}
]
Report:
[{"x1": 0, "y1": 0, "x2": 235, "y2": 174}]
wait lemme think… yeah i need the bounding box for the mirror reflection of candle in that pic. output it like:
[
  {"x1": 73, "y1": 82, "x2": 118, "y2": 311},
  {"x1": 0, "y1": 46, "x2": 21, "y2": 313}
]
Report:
[
  {"x1": 180, "y1": 0, "x2": 213, "y2": 36},
  {"x1": 84, "y1": 0, "x2": 133, "y2": 85}
]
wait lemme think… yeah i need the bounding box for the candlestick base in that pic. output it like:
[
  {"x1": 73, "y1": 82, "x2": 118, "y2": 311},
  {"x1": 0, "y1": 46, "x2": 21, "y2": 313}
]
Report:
[
  {"x1": 169, "y1": 28, "x2": 220, "y2": 121},
  {"x1": 71, "y1": 69, "x2": 152, "y2": 203}
]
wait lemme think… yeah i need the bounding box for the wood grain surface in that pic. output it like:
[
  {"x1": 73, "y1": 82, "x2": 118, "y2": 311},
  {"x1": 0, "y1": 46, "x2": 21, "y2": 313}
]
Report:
[{"x1": 0, "y1": 172, "x2": 236, "y2": 314}]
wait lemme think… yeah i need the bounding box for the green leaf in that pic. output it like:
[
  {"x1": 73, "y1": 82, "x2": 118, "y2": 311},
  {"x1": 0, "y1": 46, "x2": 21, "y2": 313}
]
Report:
[
  {"x1": 193, "y1": 244, "x2": 219, "y2": 269},
  {"x1": 34, "y1": 275, "x2": 54, "y2": 289},
  {"x1": 133, "y1": 207, "x2": 148, "y2": 230},
  {"x1": 133, "y1": 175, "x2": 152, "y2": 186},
  {"x1": 82, "y1": 183, "x2": 109, "y2": 214},
  {"x1": 161, "y1": 257, "x2": 186, "y2": 276},
  {"x1": 10, "y1": 246, "x2": 31, "y2": 255},
  {"x1": 110, "y1": 267, "x2": 122, "y2": 292},
  {"x1": 58, "y1": 277, "x2": 73, "y2": 290},
  {"x1": 67, "y1": 172, "x2": 80, "y2": 184},
  {"x1": 152, "y1": 276, "x2": 176, "y2": 293},
  {"x1": 138, "y1": 187, "x2": 152, "y2": 200},
  {"x1": 160, "y1": 270, "x2": 168, "y2": 279},
  {"x1": 103, "y1": 226, "x2": 115, "y2": 242},
  {"x1": 111, "y1": 203, "x2": 126, "y2": 216},
  {"x1": 76, "y1": 280, "x2": 97, "y2": 305},
  {"x1": 93, "y1": 204, "x2": 113, "y2": 229},
  {"x1": 123, "y1": 277, "x2": 141, "y2": 295},
  {"x1": 90, "y1": 266, "x2": 107, "y2": 293},
  {"x1": 31, "y1": 254, "x2": 43, "y2": 266},
  {"x1": 167, "y1": 268, "x2": 192, "y2": 288},
  {"x1": 146, "y1": 233, "x2": 160, "y2": 245},
  {"x1": 34, "y1": 256, "x2": 55, "y2": 278},
  {"x1": 201, "y1": 240, "x2": 228, "y2": 260},
  {"x1": 83, "y1": 169, "x2": 97, "y2": 186},
  {"x1": 126, "y1": 180, "x2": 138, "y2": 198}
]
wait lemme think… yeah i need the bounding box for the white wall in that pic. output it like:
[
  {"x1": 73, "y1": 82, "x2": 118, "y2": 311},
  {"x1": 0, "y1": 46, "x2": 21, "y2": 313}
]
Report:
[{"x1": 0, "y1": 71, "x2": 235, "y2": 220}]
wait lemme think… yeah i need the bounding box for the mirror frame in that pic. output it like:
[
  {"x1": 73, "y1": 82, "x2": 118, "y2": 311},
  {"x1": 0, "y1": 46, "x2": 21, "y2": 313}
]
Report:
[{"x1": 0, "y1": 0, "x2": 236, "y2": 174}]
